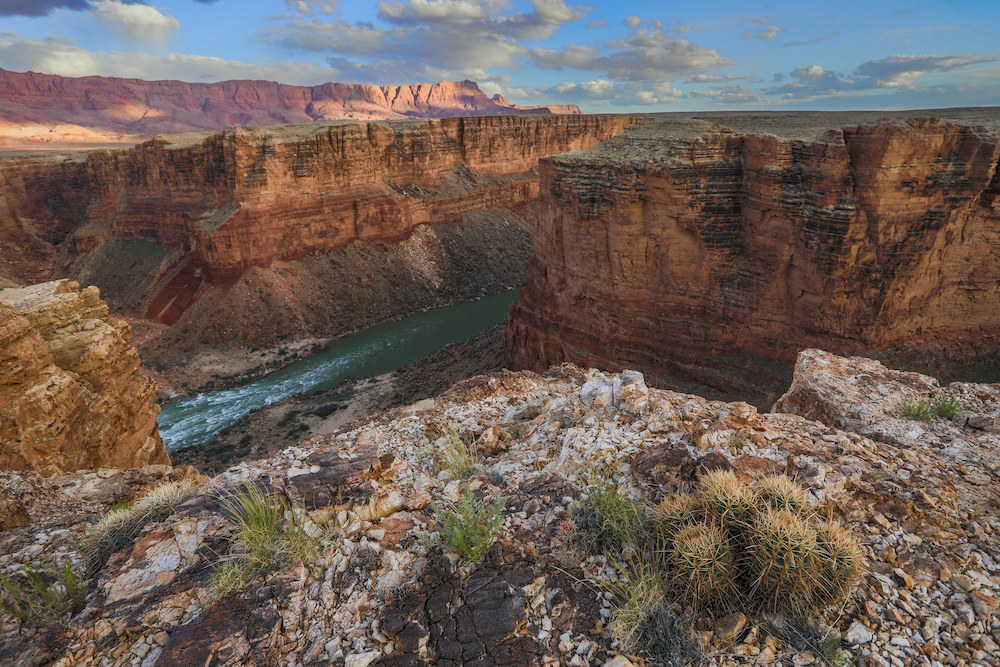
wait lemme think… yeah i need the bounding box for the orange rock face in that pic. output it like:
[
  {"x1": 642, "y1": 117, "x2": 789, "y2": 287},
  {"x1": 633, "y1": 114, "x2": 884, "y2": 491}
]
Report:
[
  {"x1": 0, "y1": 114, "x2": 628, "y2": 350},
  {"x1": 0, "y1": 280, "x2": 168, "y2": 475},
  {"x1": 0, "y1": 69, "x2": 580, "y2": 150},
  {"x1": 507, "y1": 115, "x2": 1000, "y2": 406}
]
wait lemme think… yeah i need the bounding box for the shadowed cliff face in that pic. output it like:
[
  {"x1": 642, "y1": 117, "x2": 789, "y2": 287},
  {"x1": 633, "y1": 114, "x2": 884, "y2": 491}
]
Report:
[
  {"x1": 507, "y1": 116, "x2": 1000, "y2": 407},
  {"x1": 0, "y1": 114, "x2": 628, "y2": 353}
]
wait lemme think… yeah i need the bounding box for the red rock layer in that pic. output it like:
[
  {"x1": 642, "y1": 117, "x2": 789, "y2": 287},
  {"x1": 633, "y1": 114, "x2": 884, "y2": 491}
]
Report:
[
  {"x1": 507, "y1": 116, "x2": 1000, "y2": 406},
  {"x1": 0, "y1": 280, "x2": 168, "y2": 475},
  {"x1": 0, "y1": 69, "x2": 580, "y2": 149}
]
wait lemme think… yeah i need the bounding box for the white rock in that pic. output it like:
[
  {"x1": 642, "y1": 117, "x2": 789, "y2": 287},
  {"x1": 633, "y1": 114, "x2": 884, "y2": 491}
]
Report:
[
  {"x1": 846, "y1": 622, "x2": 874, "y2": 645},
  {"x1": 345, "y1": 650, "x2": 382, "y2": 667}
]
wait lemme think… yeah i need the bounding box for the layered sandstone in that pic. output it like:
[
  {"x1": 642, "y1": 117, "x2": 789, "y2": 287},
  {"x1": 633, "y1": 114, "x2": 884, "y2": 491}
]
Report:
[
  {"x1": 0, "y1": 279, "x2": 168, "y2": 475},
  {"x1": 508, "y1": 112, "x2": 1000, "y2": 406},
  {"x1": 0, "y1": 114, "x2": 627, "y2": 354},
  {"x1": 0, "y1": 69, "x2": 580, "y2": 150}
]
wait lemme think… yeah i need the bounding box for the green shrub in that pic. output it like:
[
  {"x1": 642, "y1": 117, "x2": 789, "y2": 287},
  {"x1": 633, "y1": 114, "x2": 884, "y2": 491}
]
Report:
[
  {"x1": 433, "y1": 486, "x2": 505, "y2": 564},
  {"x1": 84, "y1": 479, "x2": 201, "y2": 578},
  {"x1": 0, "y1": 559, "x2": 86, "y2": 626},
  {"x1": 901, "y1": 399, "x2": 934, "y2": 422},
  {"x1": 211, "y1": 483, "x2": 320, "y2": 598},
  {"x1": 932, "y1": 396, "x2": 965, "y2": 420}
]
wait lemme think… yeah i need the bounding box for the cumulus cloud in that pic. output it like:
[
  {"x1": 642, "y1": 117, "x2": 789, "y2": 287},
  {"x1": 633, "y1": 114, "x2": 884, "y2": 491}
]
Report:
[
  {"x1": 623, "y1": 15, "x2": 641, "y2": 28},
  {"x1": 263, "y1": 0, "x2": 587, "y2": 83},
  {"x1": 770, "y1": 53, "x2": 1000, "y2": 99},
  {"x1": 0, "y1": 35, "x2": 341, "y2": 85},
  {"x1": 89, "y1": 1, "x2": 180, "y2": 43},
  {"x1": 530, "y1": 26, "x2": 735, "y2": 81},
  {"x1": 690, "y1": 85, "x2": 763, "y2": 104},
  {"x1": 0, "y1": 0, "x2": 90, "y2": 16},
  {"x1": 585, "y1": 19, "x2": 606, "y2": 28},
  {"x1": 503, "y1": 78, "x2": 684, "y2": 106}
]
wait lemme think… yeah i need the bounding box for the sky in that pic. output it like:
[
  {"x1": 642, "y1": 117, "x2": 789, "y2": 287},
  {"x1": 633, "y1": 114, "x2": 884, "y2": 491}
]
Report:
[{"x1": 0, "y1": 0, "x2": 998, "y2": 112}]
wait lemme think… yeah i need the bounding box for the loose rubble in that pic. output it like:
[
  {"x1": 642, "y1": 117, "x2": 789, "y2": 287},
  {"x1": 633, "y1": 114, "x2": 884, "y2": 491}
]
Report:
[{"x1": 1, "y1": 351, "x2": 998, "y2": 667}]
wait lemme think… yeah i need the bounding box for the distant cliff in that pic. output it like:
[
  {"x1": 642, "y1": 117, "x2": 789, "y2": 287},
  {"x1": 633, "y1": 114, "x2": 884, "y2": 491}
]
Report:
[
  {"x1": 0, "y1": 69, "x2": 580, "y2": 149},
  {"x1": 0, "y1": 279, "x2": 168, "y2": 475},
  {"x1": 507, "y1": 113, "x2": 1000, "y2": 406}
]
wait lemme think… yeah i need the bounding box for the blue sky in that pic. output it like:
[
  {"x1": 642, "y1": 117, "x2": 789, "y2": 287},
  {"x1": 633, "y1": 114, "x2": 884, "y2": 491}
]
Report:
[{"x1": 1, "y1": 0, "x2": 998, "y2": 112}]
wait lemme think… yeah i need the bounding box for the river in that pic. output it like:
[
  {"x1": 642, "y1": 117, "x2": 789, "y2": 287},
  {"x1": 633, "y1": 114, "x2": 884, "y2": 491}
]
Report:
[{"x1": 158, "y1": 289, "x2": 519, "y2": 452}]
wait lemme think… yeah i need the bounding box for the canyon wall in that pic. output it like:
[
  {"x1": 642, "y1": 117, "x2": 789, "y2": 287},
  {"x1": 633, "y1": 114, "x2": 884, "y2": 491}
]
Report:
[
  {"x1": 0, "y1": 69, "x2": 579, "y2": 149},
  {"x1": 507, "y1": 114, "x2": 1000, "y2": 406},
  {"x1": 0, "y1": 114, "x2": 628, "y2": 355},
  {"x1": 0, "y1": 279, "x2": 168, "y2": 476}
]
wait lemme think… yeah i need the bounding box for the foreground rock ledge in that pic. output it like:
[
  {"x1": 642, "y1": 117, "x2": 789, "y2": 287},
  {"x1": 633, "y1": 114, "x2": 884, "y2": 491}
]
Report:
[
  {"x1": 0, "y1": 279, "x2": 168, "y2": 476},
  {"x1": 1, "y1": 351, "x2": 997, "y2": 667}
]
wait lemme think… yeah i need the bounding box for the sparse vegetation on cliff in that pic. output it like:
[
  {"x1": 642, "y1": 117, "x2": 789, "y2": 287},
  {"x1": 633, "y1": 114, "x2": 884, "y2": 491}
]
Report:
[
  {"x1": 84, "y1": 479, "x2": 201, "y2": 578},
  {"x1": 432, "y1": 486, "x2": 506, "y2": 564},
  {"x1": 578, "y1": 471, "x2": 863, "y2": 661},
  {"x1": 211, "y1": 484, "x2": 320, "y2": 598},
  {"x1": 0, "y1": 559, "x2": 86, "y2": 627}
]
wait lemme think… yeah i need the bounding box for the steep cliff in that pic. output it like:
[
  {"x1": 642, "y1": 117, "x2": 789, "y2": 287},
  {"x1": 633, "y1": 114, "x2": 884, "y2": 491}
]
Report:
[
  {"x1": 0, "y1": 279, "x2": 168, "y2": 475},
  {"x1": 0, "y1": 69, "x2": 580, "y2": 150},
  {"x1": 507, "y1": 112, "x2": 1000, "y2": 406},
  {"x1": 0, "y1": 114, "x2": 627, "y2": 371}
]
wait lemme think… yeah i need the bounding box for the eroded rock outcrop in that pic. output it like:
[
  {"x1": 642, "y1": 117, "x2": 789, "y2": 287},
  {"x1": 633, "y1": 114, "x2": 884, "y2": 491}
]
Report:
[
  {"x1": 1, "y1": 356, "x2": 997, "y2": 666},
  {"x1": 0, "y1": 69, "x2": 580, "y2": 150},
  {"x1": 508, "y1": 114, "x2": 1000, "y2": 406},
  {"x1": 0, "y1": 279, "x2": 168, "y2": 475}
]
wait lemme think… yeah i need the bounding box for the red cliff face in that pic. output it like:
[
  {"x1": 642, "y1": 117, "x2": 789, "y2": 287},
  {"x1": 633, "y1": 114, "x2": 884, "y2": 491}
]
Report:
[
  {"x1": 507, "y1": 115, "x2": 1000, "y2": 406},
  {"x1": 0, "y1": 114, "x2": 627, "y2": 352},
  {"x1": 0, "y1": 69, "x2": 581, "y2": 149}
]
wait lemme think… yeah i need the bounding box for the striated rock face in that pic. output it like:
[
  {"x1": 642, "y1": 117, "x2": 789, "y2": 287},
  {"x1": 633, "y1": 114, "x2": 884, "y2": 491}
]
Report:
[
  {"x1": 0, "y1": 69, "x2": 580, "y2": 149},
  {"x1": 508, "y1": 114, "x2": 1000, "y2": 406},
  {"x1": 1, "y1": 114, "x2": 627, "y2": 354},
  {"x1": 0, "y1": 279, "x2": 168, "y2": 475}
]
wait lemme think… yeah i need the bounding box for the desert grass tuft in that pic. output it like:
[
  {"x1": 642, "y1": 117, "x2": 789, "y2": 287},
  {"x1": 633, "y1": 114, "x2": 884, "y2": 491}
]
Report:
[
  {"x1": 211, "y1": 483, "x2": 320, "y2": 598},
  {"x1": 84, "y1": 479, "x2": 201, "y2": 578},
  {"x1": 932, "y1": 395, "x2": 965, "y2": 420},
  {"x1": 0, "y1": 559, "x2": 87, "y2": 626},
  {"x1": 573, "y1": 475, "x2": 649, "y2": 554},
  {"x1": 604, "y1": 559, "x2": 666, "y2": 652},
  {"x1": 432, "y1": 430, "x2": 477, "y2": 480}
]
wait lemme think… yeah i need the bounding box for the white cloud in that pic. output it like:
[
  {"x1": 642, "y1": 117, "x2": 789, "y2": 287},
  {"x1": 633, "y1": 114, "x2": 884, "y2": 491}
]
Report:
[
  {"x1": 0, "y1": 35, "x2": 342, "y2": 85},
  {"x1": 501, "y1": 78, "x2": 684, "y2": 107},
  {"x1": 89, "y1": 1, "x2": 180, "y2": 44},
  {"x1": 770, "y1": 53, "x2": 1000, "y2": 99},
  {"x1": 743, "y1": 25, "x2": 783, "y2": 39},
  {"x1": 585, "y1": 19, "x2": 606, "y2": 28},
  {"x1": 690, "y1": 85, "x2": 763, "y2": 104},
  {"x1": 530, "y1": 26, "x2": 735, "y2": 81},
  {"x1": 624, "y1": 15, "x2": 641, "y2": 28}
]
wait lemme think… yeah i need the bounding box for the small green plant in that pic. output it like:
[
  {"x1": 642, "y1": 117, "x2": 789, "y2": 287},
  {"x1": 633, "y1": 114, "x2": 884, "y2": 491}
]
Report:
[
  {"x1": 84, "y1": 479, "x2": 201, "y2": 578},
  {"x1": 0, "y1": 559, "x2": 87, "y2": 626},
  {"x1": 432, "y1": 486, "x2": 506, "y2": 564},
  {"x1": 211, "y1": 484, "x2": 320, "y2": 598},
  {"x1": 573, "y1": 476, "x2": 649, "y2": 554},
  {"x1": 901, "y1": 399, "x2": 934, "y2": 422},
  {"x1": 766, "y1": 617, "x2": 848, "y2": 667},
  {"x1": 728, "y1": 431, "x2": 750, "y2": 451},
  {"x1": 932, "y1": 396, "x2": 965, "y2": 420}
]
